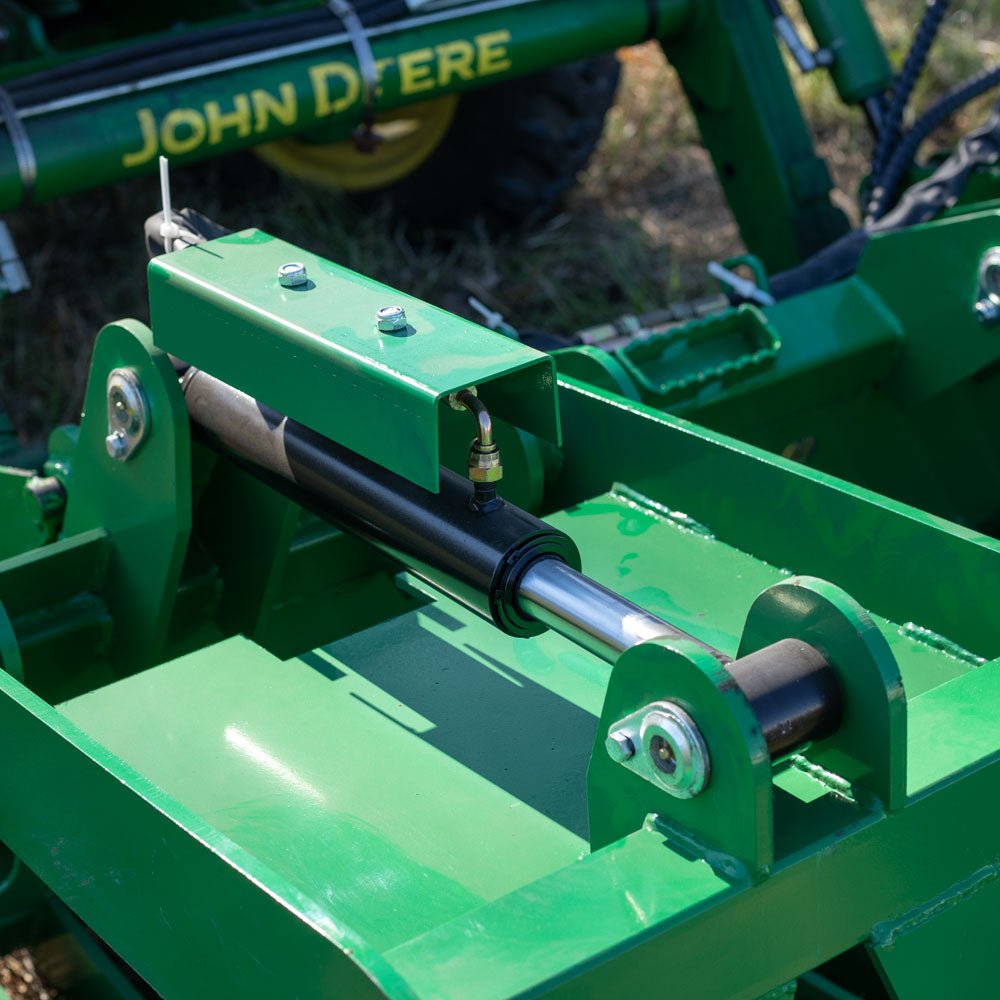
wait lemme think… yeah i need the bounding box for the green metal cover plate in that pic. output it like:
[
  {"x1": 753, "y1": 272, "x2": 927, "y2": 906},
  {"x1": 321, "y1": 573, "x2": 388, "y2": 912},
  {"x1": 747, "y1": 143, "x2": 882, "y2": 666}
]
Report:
[{"x1": 147, "y1": 230, "x2": 560, "y2": 491}]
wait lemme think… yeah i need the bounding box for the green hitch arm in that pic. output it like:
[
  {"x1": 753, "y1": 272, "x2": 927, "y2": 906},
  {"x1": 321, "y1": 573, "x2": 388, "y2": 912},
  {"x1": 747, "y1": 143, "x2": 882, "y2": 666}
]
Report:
[
  {"x1": 0, "y1": 0, "x2": 693, "y2": 211},
  {"x1": 662, "y1": 0, "x2": 852, "y2": 270},
  {"x1": 798, "y1": 0, "x2": 893, "y2": 106}
]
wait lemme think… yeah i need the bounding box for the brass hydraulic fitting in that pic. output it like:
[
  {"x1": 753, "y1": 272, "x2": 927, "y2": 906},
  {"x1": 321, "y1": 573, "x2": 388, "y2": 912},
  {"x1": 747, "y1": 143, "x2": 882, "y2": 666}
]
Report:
[{"x1": 448, "y1": 387, "x2": 503, "y2": 510}]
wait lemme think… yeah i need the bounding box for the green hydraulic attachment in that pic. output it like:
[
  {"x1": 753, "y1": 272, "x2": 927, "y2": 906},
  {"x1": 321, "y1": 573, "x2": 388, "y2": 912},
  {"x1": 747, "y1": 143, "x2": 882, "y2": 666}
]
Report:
[{"x1": 0, "y1": 229, "x2": 998, "y2": 998}]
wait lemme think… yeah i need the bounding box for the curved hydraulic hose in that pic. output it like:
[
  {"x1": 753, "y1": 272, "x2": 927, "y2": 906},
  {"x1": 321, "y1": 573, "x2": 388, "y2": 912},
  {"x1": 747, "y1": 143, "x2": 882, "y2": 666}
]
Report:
[
  {"x1": 870, "y1": 0, "x2": 951, "y2": 190},
  {"x1": 866, "y1": 62, "x2": 1000, "y2": 222}
]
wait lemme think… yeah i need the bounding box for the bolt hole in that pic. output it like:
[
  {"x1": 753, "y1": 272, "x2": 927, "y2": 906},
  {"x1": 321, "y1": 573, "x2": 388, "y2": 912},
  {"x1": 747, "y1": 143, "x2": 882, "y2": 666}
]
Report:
[{"x1": 649, "y1": 734, "x2": 677, "y2": 776}]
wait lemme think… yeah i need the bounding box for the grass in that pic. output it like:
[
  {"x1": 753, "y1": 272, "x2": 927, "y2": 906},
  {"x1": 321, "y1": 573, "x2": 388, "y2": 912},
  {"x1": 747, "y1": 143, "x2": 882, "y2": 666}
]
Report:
[{"x1": 1, "y1": 0, "x2": 999, "y2": 444}]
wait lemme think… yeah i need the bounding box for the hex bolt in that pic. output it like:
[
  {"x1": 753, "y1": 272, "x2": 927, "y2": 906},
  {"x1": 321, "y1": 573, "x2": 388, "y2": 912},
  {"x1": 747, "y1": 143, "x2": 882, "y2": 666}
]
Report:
[
  {"x1": 376, "y1": 305, "x2": 408, "y2": 332},
  {"x1": 278, "y1": 262, "x2": 308, "y2": 288},
  {"x1": 975, "y1": 298, "x2": 1000, "y2": 326},
  {"x1": 605, "y1": 729, "x2": 635, "y2": 763},
  {"x1": 105, "y1": 430, "x2": 129, "y2": 460},
  {"x1": 638, "y1": 702, "x2": 710, "y2": 799}
]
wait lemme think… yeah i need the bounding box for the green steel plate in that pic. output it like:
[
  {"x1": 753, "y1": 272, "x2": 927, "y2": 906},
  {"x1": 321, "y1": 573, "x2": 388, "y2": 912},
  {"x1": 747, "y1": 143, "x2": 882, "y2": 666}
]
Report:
[
  {"x1": 52, "y1": 484, "x2": 988, "y2": 995},
  {"x1": 148, "y1": 230, "x2": 560, "y2": 491}
]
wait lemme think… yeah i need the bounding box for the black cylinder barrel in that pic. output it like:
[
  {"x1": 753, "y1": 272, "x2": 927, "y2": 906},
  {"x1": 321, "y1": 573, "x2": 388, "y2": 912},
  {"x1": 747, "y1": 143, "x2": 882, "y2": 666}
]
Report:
[
  {"x1": 181, "y1": 367, "x2": 580, "y2": 637},
  {"x1": 726, "y1": 638, "x2": 843, "y2": 758},
  {"x1": 183, "y1": 367, "x2": 843, "y2": 757}
]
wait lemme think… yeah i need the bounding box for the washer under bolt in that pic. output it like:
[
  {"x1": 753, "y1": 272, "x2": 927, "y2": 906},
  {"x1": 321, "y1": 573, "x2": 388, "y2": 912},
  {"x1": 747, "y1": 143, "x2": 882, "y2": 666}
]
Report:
[
  {"x1": 376, "y1": 305, "x2": 408, "y2": 332},
  {"x1": 278, "y1": 262, "x2": 308, "y2": 287}
]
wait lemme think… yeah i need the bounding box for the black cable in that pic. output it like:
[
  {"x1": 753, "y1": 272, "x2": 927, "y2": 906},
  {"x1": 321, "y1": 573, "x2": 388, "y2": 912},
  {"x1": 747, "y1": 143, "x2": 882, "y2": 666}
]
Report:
[
  {"x1": 9, "y1": 0, "x2": 408, "y2": 108},
  {"x1": 866, "y1": 62, "x2": 1000, "y2": 221},
  {"x1": 9, "y1": 8, "x2": 326, "y2": 94},
  {"x1": 773, "y1": 97, "x2": 1000, "y2": 300},
  {"x1": 870, "y1": 0, "x2": 951, "y2": 191}
]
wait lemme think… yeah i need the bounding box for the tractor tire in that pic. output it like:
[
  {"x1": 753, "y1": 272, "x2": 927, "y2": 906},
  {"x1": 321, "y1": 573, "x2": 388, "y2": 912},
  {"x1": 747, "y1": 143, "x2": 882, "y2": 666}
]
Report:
[{"x1": 256, "y1": 52, "x2": 621, "y2": 230}]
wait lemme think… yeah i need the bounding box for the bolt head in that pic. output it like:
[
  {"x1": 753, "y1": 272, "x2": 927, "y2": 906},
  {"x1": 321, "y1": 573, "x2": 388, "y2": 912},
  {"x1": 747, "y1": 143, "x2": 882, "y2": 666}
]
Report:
[
  {"x1": 639, "y1": 703, "x2": 710, "y2": 798},
  {"x1": 105, "y1": 431, "x2": 129, "y2": 461},
  {"x1": 278, "y1": 262, "x2": 308, "y2": 288},
  {"x1": 975, "y1": 298, "x2": 1000, "y2": 326},
  {"x1": 605, "y1": 730, "x2": 635, "y2": 763},
  {"x1": 109, "y1": 387, "x2": 134, "y2": 429},
  {"x1": 376, "y1": 305, "x2": 408, "y2": 332}
]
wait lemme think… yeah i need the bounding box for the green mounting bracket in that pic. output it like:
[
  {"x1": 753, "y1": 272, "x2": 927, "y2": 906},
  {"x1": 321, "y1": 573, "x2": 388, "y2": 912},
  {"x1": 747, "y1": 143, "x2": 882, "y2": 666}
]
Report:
[
  {"x1": 148, "y1": 230, "x2": 561, "y2": 492},
  {"x1": 588, "y1": 636, "x2": 773, "y2": 880},
  {"x1": 589, "y1": 576, "x2": 906, "y2": 880},
  {"x1": 61, "y1": 320, "x2": 192, "y2": 674},
  {"x1": 738, "y1": 576, "x2": 907, "y2": 812},
  {"x1": 861, "y1": 210, "x2": 1000, "y2": 405}
]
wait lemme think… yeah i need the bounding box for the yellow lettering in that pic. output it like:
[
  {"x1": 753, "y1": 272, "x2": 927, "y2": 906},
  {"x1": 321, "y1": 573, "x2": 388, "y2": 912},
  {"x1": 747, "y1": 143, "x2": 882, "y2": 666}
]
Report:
[
  {"x1": 475, "y1": 30, "x2": 512, "y2": 76},
  {"x1": 205, "y1": 94, "x2": 252, "y2": 145},
  {"x1": 160, "y1": 108, "x2": 207, "y2": 155},
  {"x1": 122, "y1": 108, "x2": 159, "y2": 167},
  {"x1": 435, "y1": 40, "x2": 476, "y2": 87},
  {"x1": 398, "y1": 47, "x2": 435, "y2": 95},
  {"x1": 374, "y1": 56, "x2": 395, "y2": 99},
  {"x1": 251, "y1": 83, "x2": 297, "y2": 133},
  {"x1": 309, "y1": 61, "x2": 360, "y2": 116}
]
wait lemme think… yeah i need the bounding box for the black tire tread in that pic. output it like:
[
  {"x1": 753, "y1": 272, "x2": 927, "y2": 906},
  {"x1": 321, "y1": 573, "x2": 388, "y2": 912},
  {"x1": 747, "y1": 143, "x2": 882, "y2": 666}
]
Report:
[{"x1": 381, "y1": 52, "x2": 621, "y2": 230}]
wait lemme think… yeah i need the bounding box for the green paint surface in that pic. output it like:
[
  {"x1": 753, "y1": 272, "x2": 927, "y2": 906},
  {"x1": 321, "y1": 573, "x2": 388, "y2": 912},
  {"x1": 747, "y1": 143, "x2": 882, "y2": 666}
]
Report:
[
  {"x1": 56, "y1": 484, "x2": 982, "y2": 985},
  {"x1": 149, "y1": 230, "x2": 560, "y2": 491}
]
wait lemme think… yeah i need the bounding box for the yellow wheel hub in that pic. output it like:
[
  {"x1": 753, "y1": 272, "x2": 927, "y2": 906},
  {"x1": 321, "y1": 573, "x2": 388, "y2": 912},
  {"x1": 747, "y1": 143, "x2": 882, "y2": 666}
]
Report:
[{"x1": 254, "y1": 95, "x2": 459, "y2": 192}]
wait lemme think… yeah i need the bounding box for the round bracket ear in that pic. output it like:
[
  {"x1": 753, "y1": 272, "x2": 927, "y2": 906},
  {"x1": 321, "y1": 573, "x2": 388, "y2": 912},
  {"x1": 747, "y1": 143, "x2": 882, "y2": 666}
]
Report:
[
  {"x1": 588, "y1": 636, "x2": 773, "y2": 881},
  {"x1": 738, "y1": 576, "x2": 906, "y2": 812},
  {"x1": 63, "y1": 319, "x2": 192, "y2": 674}
]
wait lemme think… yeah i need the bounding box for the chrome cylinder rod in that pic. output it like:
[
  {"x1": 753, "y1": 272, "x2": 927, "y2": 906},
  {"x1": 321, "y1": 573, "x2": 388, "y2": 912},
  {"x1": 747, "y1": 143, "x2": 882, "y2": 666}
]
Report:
[
  {"x1": 517, "y1": 558, "x2": 841, "y2": 758},
  {"x1": 516, "y1": 557, "x2": 730, "y2": 666}
]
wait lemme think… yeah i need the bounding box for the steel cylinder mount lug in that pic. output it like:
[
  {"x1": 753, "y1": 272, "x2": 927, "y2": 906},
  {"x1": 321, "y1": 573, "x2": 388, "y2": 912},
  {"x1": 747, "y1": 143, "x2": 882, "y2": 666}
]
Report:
[
  {"x1": 105, "y1": 368, "x2": 150, "y2": 462},
  {"x1": 974, "y1": 247, "x2": 1000, "y2": 326},
  {"x1": 606, "y1": 700, "x2": 711, "y2": 799}
]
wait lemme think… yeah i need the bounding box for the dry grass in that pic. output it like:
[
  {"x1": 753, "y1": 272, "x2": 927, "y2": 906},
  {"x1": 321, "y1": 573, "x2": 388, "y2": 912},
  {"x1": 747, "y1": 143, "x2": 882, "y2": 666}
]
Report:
[
  {"x1": 0, "y1": 948, "x2": 57, "y2": 999},
  {"x1": 1, "y1": 0, "x2": 999, "y2": 444}
]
